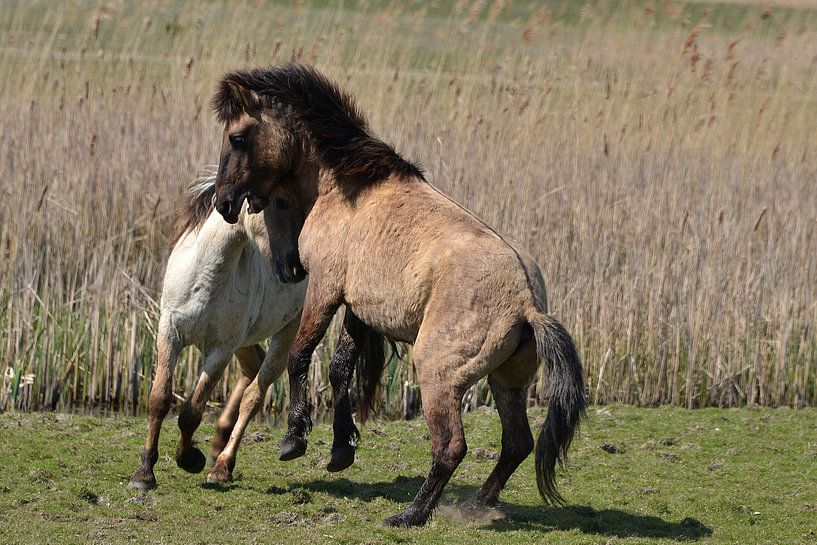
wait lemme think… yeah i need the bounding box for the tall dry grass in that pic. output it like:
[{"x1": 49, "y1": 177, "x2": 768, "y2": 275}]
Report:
[{"x1": 1, "y1": 0, "x2": 815, "y2": 417}]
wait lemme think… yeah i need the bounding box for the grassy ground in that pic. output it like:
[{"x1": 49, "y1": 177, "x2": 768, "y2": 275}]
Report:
[{"x1": 0, "y1": 407, "x2": 814, "y2": 544}]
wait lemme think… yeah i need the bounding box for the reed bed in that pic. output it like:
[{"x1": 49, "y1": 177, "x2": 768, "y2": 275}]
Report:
[{"x1": 1, "y1": 0, "x2": 815, "y2": 418}]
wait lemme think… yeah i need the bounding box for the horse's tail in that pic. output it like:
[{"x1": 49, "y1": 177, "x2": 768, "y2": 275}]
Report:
[
  {"x1": 527, "y1": 310, "x2": 586, "y2": 505},
  {"x1": 172, "y1": 167, "x2": 218, "y2": 244},
  {"x1": 354, "y1": 328, "x2": 389, "y2": 424}
]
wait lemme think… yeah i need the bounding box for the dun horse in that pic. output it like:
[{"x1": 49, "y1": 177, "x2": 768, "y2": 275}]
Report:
[
  {"x1": 129, "y1": 173, "x2": 383, "y2": 491},
  {"x1": 211, "y1": 64, "x2": 587, "y2": 527}
]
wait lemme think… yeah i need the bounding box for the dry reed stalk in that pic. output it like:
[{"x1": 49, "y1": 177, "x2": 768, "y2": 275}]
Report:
[{"x1": 0, "y1": 0, "x2": 815, "y2": 417}]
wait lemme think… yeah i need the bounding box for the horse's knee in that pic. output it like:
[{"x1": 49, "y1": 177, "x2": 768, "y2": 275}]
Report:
[
  {"x1": 288, "y1": 347, "x2": 313, "y2": 377},
  {"x1": 148, "y1": 386, "x2": 172, "y2": 419},
  {"x1": 178, "y1": 402, "x2": 202, "y2": 433},
  {"x1": 449, "y1": 436, "x2": 468, "y2": 465},
  {"x1": 518, "y1": 430, "x2": 534, "y2": 458},
  {"x1": 329, "y1": 334, "x2": 355, "y2": 386},
  {"x1": 238, "y1": 382, "x2": 263, "y2": 415},
  {"x1": 500, "y1": 431, "x2": 533, "y2": 466}
]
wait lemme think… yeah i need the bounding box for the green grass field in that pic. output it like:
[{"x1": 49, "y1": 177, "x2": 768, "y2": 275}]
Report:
[{"x1": 1, "y1": 407, "x2": 814, "y2": 544}]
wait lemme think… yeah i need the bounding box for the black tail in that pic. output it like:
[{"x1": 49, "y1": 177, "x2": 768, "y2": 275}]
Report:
[
  {"x1": 354, "y1": 328, "x2": 390, "y2": 424},
  {"x1": 529, "y1": 312, "x2": 587, "y2": 505}
]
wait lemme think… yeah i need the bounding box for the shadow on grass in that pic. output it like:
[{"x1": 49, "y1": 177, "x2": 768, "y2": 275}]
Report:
[
  {"x1": 199, "y1": 482, "x2": 239, "y2": 492},
  {"x1": 297, "y1": 476, "x2": 712, "y2": 540}
]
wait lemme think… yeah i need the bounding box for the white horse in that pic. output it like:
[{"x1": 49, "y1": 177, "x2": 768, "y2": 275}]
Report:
[{"x1": 129, "y1": 174, "x2": 380, "y2": 489}]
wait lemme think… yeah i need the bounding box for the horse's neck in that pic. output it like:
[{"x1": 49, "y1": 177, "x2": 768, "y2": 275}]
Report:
[
  {"x1": 196, "y1": 209, "x2": 251, "y2": 267},
  {"x1": 240, "y1": 211, "x2": 273, "y2": 262}
]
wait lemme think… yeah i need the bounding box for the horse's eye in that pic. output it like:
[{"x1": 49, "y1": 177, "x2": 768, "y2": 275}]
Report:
[
  {"x1": 229, "y1": 133, "x2": 246, "y2": 148},
  {"x1": 274, "y1": 197, "x2": 289, "y2": 210}
]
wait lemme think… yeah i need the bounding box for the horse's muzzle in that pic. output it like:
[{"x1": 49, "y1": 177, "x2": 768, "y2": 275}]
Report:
[
  {"x1": 215, "y1": 190, "x2": 251, "y2": 224},
  {"x1": 216, "y1": 198, "x2": 241, "y2": 225}
]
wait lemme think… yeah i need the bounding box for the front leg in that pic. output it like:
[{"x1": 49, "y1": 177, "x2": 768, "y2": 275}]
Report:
[
  {"x1": 326, "y1": 313, "x2": 360, "y2": 472},
  {"x1": 327, "y1": 310, "x2": 384, "y2": 472},
  {"x1": 129, "y1": 333, "x2": 180, "y2": 491},
  {"x1": 279, "y1": 281, "x2": 341, "y2": 461}
]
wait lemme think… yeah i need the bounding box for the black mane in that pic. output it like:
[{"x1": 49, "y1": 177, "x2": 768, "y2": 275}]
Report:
[{"x1": 213, "y1": 63, "x2": 424, "y2": 184}]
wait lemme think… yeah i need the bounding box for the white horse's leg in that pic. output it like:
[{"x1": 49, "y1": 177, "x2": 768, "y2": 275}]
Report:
[
  {"x1": 176, "y1": 346, "x2": 234, "y2": 474},
  {"x1": 129, "y1": 327, "x2": 182, "y2": 490},
  {"x1": 209, "y1": 344, "x2": 264, "y2": 462},
  {"x1": 207, "y1": 318, "x2": 299, "y2": 483}
]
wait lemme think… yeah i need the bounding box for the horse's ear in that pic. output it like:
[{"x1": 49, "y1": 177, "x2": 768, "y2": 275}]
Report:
[{"x1": 226, "y1": 80, "x2": 262, "y2": 120}]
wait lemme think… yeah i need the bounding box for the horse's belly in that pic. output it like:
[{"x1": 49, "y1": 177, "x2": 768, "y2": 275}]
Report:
[
  {"x1": 345, "y1": 286, "x2": 424, "y2": 344},
  {"x1": 343, "y1": 255, "x2": 432, "y2": 344},
  {"x1": 240, "y1": 272, "x2": 306, "y2": 346}
]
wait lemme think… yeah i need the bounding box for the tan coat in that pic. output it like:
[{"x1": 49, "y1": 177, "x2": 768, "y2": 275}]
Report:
[{"x1": 212, "y1": 63, "x2": 586, "y2": 527}]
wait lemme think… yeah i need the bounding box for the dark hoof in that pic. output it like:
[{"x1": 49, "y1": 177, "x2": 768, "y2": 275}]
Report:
[
  {"x1": 279, "y1": 436, "x2": 308, "y2": 461},
  {"x1": 128, "y1": 468, "x2": 157, "y2": 491},
  {"x1": 383, "y1": 508, "x2": 428, "y2": 528},
  {"x1": 206, "y1": 458, "x2": 233, "y2": 484},
  {"x1": 176, "y1": 446, "x2": 206, "y2": 474},
  {"x1": 470, "y1": 489, "x2": 499, "y2": 509},
  {"x1": 327, "y1": 444, "x2": 355, "y2": 473}
]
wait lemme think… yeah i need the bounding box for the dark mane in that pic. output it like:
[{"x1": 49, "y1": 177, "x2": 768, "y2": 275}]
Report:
[
  {"x1": 171, "y1": 171, "x2": 217, "y2": 245},
  {"x1": 213, "y1": 63, "x2": 424, "y2": 184}
]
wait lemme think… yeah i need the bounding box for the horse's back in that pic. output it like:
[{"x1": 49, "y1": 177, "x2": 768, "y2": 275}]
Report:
[{"x1": 335, "y1": 178, "x2": 541, "y2": 341}]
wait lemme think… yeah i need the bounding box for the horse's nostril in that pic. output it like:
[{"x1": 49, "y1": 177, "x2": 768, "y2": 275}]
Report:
[{"x1": 216, "y1": 200, "x2": 230, "y2": 217}]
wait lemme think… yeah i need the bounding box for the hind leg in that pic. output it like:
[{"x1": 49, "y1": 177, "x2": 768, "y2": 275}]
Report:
[
  {"x1": 209, "y1": 344, "x2": 264, "y2": 462},
  {"x1": 208, "y1": 319, "x2": 299, "y2": 483},
  {"x1": 383, "y1": 308, "x2": 525, "y2": 526},
  {"x1": 176, "y1": 347, "x2": 233, "y2": 474},
  {"x1": 129, "y1": 332, "x2": 181, "y2": 490},
  {"x1": 384, "y1": 379, "x2": 468, "y2": 527},
  {"x1": 472, "y1": 338, "x2": 537, "y2": 507}
]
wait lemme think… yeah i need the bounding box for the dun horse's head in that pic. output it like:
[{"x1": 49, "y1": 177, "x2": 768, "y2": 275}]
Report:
[
  {"x1": 262, "y1": 183, "x2": 307, "y2": 284},
  {"x1": 213, "y1": 81, "x2": 301, "y2": 225},
  {"x1": 213, "y1": 80, "x2": 306, "y2": 283}
]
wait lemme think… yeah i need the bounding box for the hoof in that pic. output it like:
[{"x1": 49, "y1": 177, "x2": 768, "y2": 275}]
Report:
[
  {"x1": 206, "y1": 458, "x2": 233, "y2": 484},
  {"x1": 128, "y1": 468, "x2": 157, "y2": 491},
  {"x1": 279, "y1": 436, "x2": 307, "y2": 461},
  {"x1": 383, "y1": 508, "x2": 428, "y2": 528},
  {"x1": 470, "y1": 487, "x2": 500, "y2": 509},
  {"x1": 327, "y1": 444, "x2": 355, "y2": 473},
  {"x1": 176, "y1": 446, "x2": 206, "y2": 474}
]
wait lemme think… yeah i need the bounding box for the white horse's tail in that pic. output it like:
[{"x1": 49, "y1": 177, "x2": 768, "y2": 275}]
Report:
[
  {"x1": 173, "y1": 167, "x2": 219, "y2": 243},
  {"x1": 188, "y1": 166, "x2": 218, "y2": 199}
]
